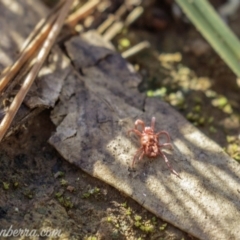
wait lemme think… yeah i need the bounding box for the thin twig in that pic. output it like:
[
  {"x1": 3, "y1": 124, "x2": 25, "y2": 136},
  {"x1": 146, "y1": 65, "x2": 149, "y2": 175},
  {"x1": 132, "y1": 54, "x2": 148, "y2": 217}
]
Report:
[
  {"x1": 20, "y1": 0, "x2": 65, "y2": 52},
  {"x1": 102, "y1": 5, "x2": 143, "y2": 41},
  {"x1": 102, "y1": 21, "x2": 124, "y2": 41},
  {"x1": 0, "y1": 0, "x2": 74, "y2": 142},
  {"x1": 124, "y1": 6, "x2": 143, "y2": 27},
  {"x1": 0, "y1": 0, "x2": 98, "y2": 93},
  {"x1": 97, "y1": 14, "x2": 116, "y2": 34},
  {"x1": 121, "y1": 41, "x2": 150, "y2": 58},
  {"x1": 0, "y1": 1, "x2": 65, "y2": 91},
  {"x1": 0, "y1": 13, "x2": 58, "y2": 92},
  {"x1": 4, "y1": 106, "x2": 45, "y2": 139},
  {"x1": 0, "y1": 0, "x2": 65, "y2": 79},
  {"x1": 1, "y1": 56, "x2": 36, "y2": 101},
  {"x1": 97, "y1": 4, "x2": 127, "y2": 34},
  {"x1": 65, "y1": 0, "x2": 100, "y2": 28}
]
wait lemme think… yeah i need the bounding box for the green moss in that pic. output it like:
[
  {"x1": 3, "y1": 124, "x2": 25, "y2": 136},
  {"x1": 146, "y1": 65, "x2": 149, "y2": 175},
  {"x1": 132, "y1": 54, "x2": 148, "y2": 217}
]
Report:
[
  {"x1": 212, "y1": 96, "x2": 228, "y2": 108},
  {"x1": 111, "y1": 230, "x2": 120, "y2": 239},
  {"x1": 198, "y1": 117, "x2": 205, "y2": 125},
  {"x1": 223, "y1": 104, "x2": 233, "y2": 114},
  {"x1": 208, "y1": 116, "x2": 214, "y2": 123},
  {"x1": 23, "y1": 190, "x2": 34, "y2": 199},
  {"x1": 233, "y1": 154, "x2": 240, "y2": 161},
  {"x1": 82, "y1": 187, "x2": 100, "y2": 199},
  {"x1": 134, "y1": 221, "x2": 141, "y2": 227},
  {"x1": 226, "y1": 136, "x2": 235, "y2": 143},
  {"x1": 159, "y1": 223, "x2": 167, "y2": 231},
  {"x1": 54, "y1": 171, "x2": 65, "y2": 178},
  {"x1": 134, "y1": 215, "x2": 142, "y2": 221},
  {"x1": 60, "y1": 179, "x2": 68, "y2": 186},
  {"x1": 140, "y1": 225, "x2": 145, "y2": 231},
  {"x1": 227, "y1": 143, "x2": 240, "y2": 160},
  {"x1": 58, "y1": 197, "x2": 64, "y2": 203},
  {"x1": 63, "y1": 199, "x2": 73, "y2": 208},
  {"x1": 3, "y1": 182, "x2": 10, "y2": 190},
  {"x1": 119, "y1": 38, "x2": 131, "y2": 48},
  {"x1": 193, "y1": 105, "x2": 201, "y2": 112},
  {"x1": 194, "y1": 96, "x2": 202, "y2": 103},
  {"x1": 57, "y1": 195, "x2": 73, "y2": 208},
  {"x1": 186, "y1": 112, "x2": 200, "y2": 122},
  {"x1": 55, "y1": 192, "x2": 63, "y2": 198},
  {"x1": 147, "y1": 87, "x2": 167, "y2": 98},
  {"x1": 186, "y1": 112, "x2": 194, "y2": 121},
  {"x1": 121, "y1": 202, "x2": 127, "y2": 208},
  {"x1": 86, "y1": 236, "x2": 97, "y2": 240},
  {"x1": 82, "y1": 192, "x2": 91, "y2": 198},
  {"x1": 209, "y1": 126, "x2": 217, "y2": 133},
  {"x1": 126, "y1": 207, "x2": 132, "y2": 215},
  {"x1": 151, "y1": 217, "x2": 157, "y2": 225},
  {"x1": 144, "y1": 224, "x2": 154, "y2": 233}
]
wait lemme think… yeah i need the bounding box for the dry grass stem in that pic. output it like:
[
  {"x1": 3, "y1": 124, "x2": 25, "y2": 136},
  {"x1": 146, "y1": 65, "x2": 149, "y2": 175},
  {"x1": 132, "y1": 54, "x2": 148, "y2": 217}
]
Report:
[
  {"x1": 20, "y1": 0, "x2": 65, "y2": 52},
  {"x1": 124, "y1": 6, "x2": 144, "y2": 27},
  {"x1": 0, "y1": 1, "x2": 66, "y2": 92},
  {"x1": 121, "y1": 41, "x2": 150, "y2": 58},
  {"x1": 0, "y1": 14, "x2": 58, "y2": 92},
  {"x1": 4, "y1": 107, "x2": 45, "y2": 139},
  {"x1": 0, "y1": 0, "x2": 74, "y2": 142},
  {"x1": 1, "y1": 56, "x2": 37, "y2": 101},
  {"x1": 65, "y1": 0, "x2": 100, "y2": 28},
  {"x1": 102, "y1": 5, "x2": 143, "y2": 41},
  {"x1": 97, "y1": 4, "x2": 127, "y2": 34},
  {"x1": 97, "y1": 15, "x2": 116, "y2": 34},
  {"x1": 0, "y1": 0, "x2": 96, "y2": 92},
  {"x1": 103, "y1": 21, "x2": 124, "y2": 41}
]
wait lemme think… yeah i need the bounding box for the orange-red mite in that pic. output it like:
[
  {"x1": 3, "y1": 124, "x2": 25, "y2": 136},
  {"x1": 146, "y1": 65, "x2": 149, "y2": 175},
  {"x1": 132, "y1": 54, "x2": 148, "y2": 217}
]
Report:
[{"x1": 128, "y1": 117, "x2": 180, "y2": 178}]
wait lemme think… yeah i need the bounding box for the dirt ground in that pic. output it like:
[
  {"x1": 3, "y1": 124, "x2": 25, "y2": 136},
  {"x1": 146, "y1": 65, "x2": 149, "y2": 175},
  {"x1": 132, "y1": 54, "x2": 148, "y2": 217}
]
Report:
[{"x1": 0, "y1": 0, "x2": 240, "y2": 239}]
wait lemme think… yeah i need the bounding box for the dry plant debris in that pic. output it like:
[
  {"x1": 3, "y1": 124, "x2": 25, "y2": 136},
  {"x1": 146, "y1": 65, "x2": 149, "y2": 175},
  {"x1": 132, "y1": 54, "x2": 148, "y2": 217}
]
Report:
[{"x1": 0, "y1": 0, "x2": 74, "y2": 141}]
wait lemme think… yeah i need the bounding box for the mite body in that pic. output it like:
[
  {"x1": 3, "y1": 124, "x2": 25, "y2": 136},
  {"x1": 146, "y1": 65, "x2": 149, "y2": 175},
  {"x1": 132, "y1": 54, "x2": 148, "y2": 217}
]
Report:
[{"x1": 128, "y1": 117, "x2": 180, "y2": 178}]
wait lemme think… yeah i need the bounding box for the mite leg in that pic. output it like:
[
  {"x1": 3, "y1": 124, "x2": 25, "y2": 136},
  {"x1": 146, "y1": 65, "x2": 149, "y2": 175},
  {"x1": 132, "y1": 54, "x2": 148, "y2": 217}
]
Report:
[
  {"x1": 134, "y1": 119, "x2": 145, "y2": 132},
  {"x1": 128, "y1": 119, "x2": 145, "y2": 136},
  {"x1": 132, "y1": 147, "x2": 144, "y2": 168},
  {"x1": 128, "y1": 129, "x2": 142, "y2": 137},
  {"x1": 151, "y1": 116, "x2": 156, "y2": 131},
  {"x1": 159, "y1": 143, "x2": 173, "y2": 150},
  {"x1": 156, "y1": 131, "x2": 171, "y2": 143},
  {"x1": 159, "y1": 151, "x2": 181, "y2": 179}
]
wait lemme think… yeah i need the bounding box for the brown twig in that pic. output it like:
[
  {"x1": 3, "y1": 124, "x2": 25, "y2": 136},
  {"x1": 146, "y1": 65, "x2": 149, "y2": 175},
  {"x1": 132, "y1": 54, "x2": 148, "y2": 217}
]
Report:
[
  {"x1": 0, "y1": 0, "x2": 66, "y2": 91},
  {"x1": 65, "y1": 0, "x2": 100, "y2": 28},
  {"x1": 1, "y1": 56, "x2": 36, "y2": 101},
  {"x1": 0, "y1": 12, "x2": 58, "y2": 92},
  {"x1": 0, "y1": 0, "x2": 99, "y2": 93},
  {"x1": 0, "y1": 0, "x2": 74, "y2": 142},
  {"x1": 20, "y1": 0, "x2": 65, "y2": 52},
  {"x1": 4, "y1": 106, "x2": 45, "y2": 139}
]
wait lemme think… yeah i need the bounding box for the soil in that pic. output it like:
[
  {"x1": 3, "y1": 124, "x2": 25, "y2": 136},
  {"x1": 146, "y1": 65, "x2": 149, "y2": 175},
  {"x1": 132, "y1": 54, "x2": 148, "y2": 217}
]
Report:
[{"x1": 0, "y1": 0, "x2": 240, "y2": 239}]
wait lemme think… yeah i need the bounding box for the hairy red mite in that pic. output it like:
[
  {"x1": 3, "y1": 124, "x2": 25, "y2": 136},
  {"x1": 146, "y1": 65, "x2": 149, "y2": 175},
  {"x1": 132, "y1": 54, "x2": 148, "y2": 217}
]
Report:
[{"x1": 128, "y1": 117, "x2": 180, "y2": 178}]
